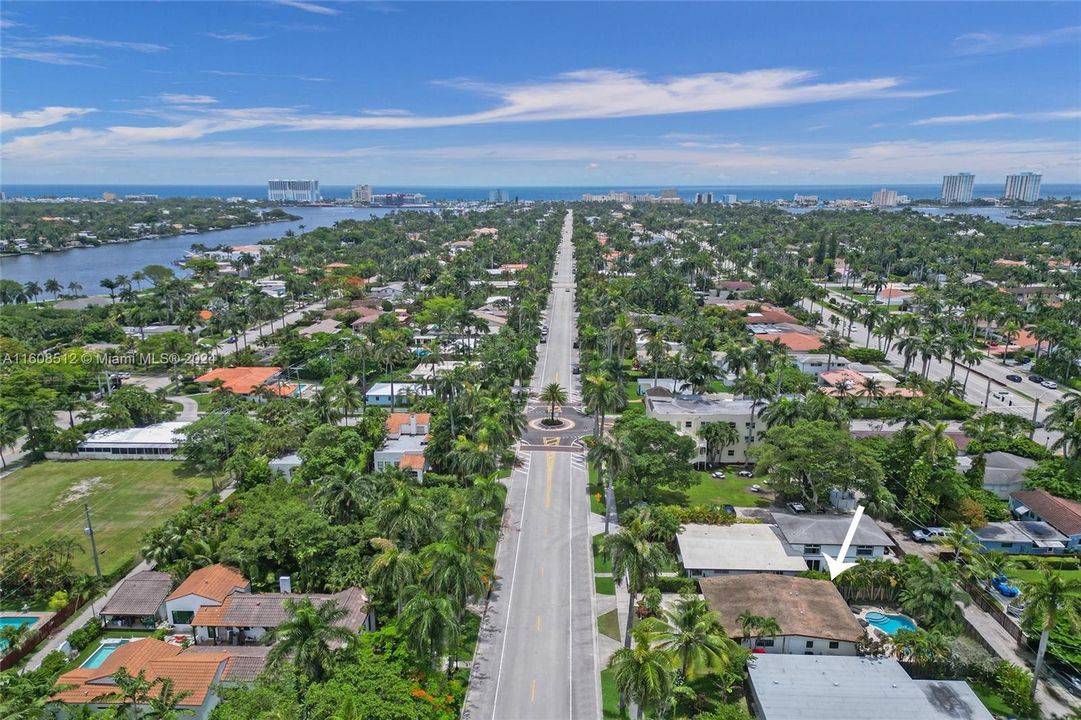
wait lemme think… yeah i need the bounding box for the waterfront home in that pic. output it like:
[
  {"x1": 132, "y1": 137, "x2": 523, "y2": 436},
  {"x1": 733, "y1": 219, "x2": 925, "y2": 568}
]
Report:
[
  {"x1": 700, "y1": 575, "x2": 864, "y2": 655},
  {"x1": 1010, "y1": 490, "x2": 1081, "y2": 550}
]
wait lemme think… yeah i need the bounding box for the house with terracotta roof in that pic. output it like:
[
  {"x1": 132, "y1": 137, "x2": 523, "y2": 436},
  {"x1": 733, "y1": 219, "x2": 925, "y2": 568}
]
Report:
[
  {"x1": 192, "y1": 587, "x2": 372, "y2": 645},
  {"x1": 875, "y1": 285, "x2": 914, "y2": 307},
  {"x1": 195, "y1": 367, "x2": 282, "y2": 396},
  {"x1": 1010, "y1": 490, "x2": 1081, "y2": 551},
  {"x1": 700, "y1": 575, "x2": 865, "y2": 655},
  {"x1": 349, "y1": 305, "x2": 385, "y2": 330},
  {"x1": 50, "y1": 638, "x2": 255, "y2": 719},
  {"x1": 164, "y1": 564, "x2": 250, "y2": 631},
  {"x1": 753, "y1": 328, "x2": 824, "y2": 352},
  {"x1": 818, "y1": 367, "x2": 921, "y2": 404},
  {"x1": 374, "y1": 412, "x2": 430, "y2": 482}
]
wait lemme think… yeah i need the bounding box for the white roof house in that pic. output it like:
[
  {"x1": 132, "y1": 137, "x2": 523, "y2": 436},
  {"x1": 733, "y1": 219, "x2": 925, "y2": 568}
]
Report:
[
  {"x1": 676, "y1": 524, "x2": 808, "y2": 577},
  {"x1": 77, "y1": 421, "x2": 191, "y2": 459},
  {"x1": 747, "y1": 655, "x2": 993, "y2": 720}
]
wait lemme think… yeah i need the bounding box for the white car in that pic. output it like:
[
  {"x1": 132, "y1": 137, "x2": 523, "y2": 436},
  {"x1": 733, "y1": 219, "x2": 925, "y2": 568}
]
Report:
[
  {"x1": 737, "y1": 470, "x2": 753, "y2": 478},
  {"x1": 1041, "y1": 380, "x2": 1058, "y2": 389}
]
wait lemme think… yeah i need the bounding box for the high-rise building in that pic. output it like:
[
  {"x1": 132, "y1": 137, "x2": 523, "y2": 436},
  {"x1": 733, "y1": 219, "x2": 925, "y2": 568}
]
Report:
[
  {"x1": 694, "y1": 192, "x2": 714, "y2": 205},
  {"x1": 720, "y1": 194, "x2": 737, "y2": 205},
  {"x1": 871, "y1": 189, "x2": 898, "y2": 207},
  {"x1": 267, "y1": 179, "x2": 320, "y2": 202},
  {"x1": 488, "y1": 189, "x2": 508, "y2": 203},
  {"x1": 351, "y1": 184, "x2": 372, "y2": 204},
  {"x1": 940, "y1": 173, "x2": 974, "y2": 204},
  {"x1": 1003, "y1": 173, "x2": 1041, "y2": 203}
]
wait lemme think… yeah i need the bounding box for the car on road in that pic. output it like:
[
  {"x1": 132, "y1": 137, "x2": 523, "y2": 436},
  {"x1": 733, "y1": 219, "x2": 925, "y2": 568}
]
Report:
[
  {"x1": 227, "y1": 336, "x2": 238, "y2": 344},
  {"x1": 785, "y1": 502, "x2": 806, "y2": 514},
  {"x1": 1042, "y1": 380, "x2": 1058, "y2": 389},
  {"x1": 1006, "y1": 374, "x2": 1023, "y2": 383},
  {"x1": 737, "y1": 470, "x2": 754, "y2": 478},
  {"x1": 1028, "y1": 374, "x2": 1044, "y2": 383},
  {"x1": 571, "y1": 364, "x2": 580, "y2": 374},
  {"x1": 723, "y1": 504, "x2": 736, "y2": 516}
]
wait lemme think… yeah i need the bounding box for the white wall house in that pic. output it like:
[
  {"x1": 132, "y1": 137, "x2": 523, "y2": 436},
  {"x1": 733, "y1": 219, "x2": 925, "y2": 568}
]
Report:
[
  {"x1": 164, "y1": 564, "x2": 250, "y2": 631},
  {"x1": 773, "y1": 513, "x2": 894, "y2": 571},
  {"x1": 644, "y1": 393, "x2": 763, "y2": 463}
]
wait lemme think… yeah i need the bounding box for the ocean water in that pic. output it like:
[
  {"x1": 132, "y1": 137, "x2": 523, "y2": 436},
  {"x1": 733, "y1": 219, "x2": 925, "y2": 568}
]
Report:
[{"x1": 3, "y1": 183, "x2": 1079, "y2": 203}]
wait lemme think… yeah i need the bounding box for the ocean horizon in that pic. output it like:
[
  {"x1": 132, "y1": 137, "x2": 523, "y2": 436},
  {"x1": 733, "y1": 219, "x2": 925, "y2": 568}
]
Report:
[{"x1": 3, "y1": 183, "x2": 1079, "y2": 203}]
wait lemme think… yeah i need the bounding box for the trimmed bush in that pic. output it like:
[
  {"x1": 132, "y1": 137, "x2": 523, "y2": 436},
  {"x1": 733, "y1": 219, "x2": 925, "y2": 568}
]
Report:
[{"x1": 67, "y1": 619, "x2": 103, "y2": 652}]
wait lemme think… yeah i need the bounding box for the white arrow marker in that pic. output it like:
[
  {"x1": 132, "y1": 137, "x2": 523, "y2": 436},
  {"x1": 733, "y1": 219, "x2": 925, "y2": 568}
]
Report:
[{"x1": 822, "y1": 505, "x2": 865, "y2": 580}]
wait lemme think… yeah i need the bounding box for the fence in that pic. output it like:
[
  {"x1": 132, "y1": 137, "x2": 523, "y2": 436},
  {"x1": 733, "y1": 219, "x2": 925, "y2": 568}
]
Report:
[
  {"x1": 0, "y1": 595, "x2": 86, "y2": 671},
  {"x1": 962, "y1": 579, "x2": 1027, "y2": 645}
]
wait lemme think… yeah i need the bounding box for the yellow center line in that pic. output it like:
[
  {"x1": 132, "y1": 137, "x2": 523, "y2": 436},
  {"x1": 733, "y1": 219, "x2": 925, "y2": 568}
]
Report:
[
  {"x1": 531, "y1": 679, "x2": 537, "y2": 703},
  {"x1": 536, "y1": 615, "x2": 541, "y2": 631}
]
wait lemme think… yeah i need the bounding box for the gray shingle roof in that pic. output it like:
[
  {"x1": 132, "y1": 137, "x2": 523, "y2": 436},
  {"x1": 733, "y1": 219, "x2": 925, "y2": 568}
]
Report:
[
  {"x1": 101, "y1": 571, "x2": 172, "y2": 617},
  {"x1": 773, "y1": 512, "x2": 893, "y2": 547}
]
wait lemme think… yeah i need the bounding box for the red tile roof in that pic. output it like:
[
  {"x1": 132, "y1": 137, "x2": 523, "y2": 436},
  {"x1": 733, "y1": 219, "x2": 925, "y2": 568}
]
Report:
[
  {"x1": 166, "y1": 564, "x2": 248, "y2": 604},
  {"x1": 754, "y1": 332, "x2": 823, "y2": 351},
  {"x1": 195, "y1": 367, "x2": 281, "y2": 395},
  {"x1": 386, "y1": 412, "x2": 431, "y2": 435},
  {"x1": 399, "y1": 452, "x2": 427, "y2": 471}
]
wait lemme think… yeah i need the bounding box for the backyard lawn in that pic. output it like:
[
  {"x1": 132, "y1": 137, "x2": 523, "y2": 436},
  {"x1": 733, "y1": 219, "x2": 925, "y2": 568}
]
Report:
[
  {"x1": 0, "y1": 460, "x2": 214, "y2": 576},
  {"x1": 1006, "y1": 568, "x2": 1081, "y2": 585},
  {"x1": 655, "y1": 470, "x2": 770, "y2": 509}
]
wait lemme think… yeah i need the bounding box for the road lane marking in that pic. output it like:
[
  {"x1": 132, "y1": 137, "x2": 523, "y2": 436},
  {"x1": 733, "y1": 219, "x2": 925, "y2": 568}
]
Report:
[
  {"x1": 543, "y1": 436, "x2": 560, "y2": 446},
  {"x1": 545, "y1": 453, "x2": 554, "y2": 509},
  {"x1": 531, "y1": 680, "x2": 536, "y2": 703},
  {"x1": 536, "y1": 615, "x2": 541, "y2": 631}
]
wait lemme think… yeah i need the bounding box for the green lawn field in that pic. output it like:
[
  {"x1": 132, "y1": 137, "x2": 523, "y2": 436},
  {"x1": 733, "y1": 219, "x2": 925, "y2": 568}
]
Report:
[
  {"x1": 0, "y1": 460, "x2": 213, "y2": 576},
  {"x1": 655, "y1": 470, "x2": 770, "y2": 509}
]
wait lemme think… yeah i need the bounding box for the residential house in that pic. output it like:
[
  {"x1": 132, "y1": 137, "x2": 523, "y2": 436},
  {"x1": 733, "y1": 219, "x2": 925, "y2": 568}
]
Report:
[
  {"x1": 1010, "y1": 490, "x2": 1081, "y2": 550},
  {"x1": 269, "y1": 453, "x2": 301, "y2": 481},
  {"x1": 772, "y1": 512, "x2": 894, "y2": 571},
  {"x1": 636, "y1": 378, "x2": 689, "y2": 395},
  {"x1": 752, "y1": 325, "x2": 824, "y2": 352},
  {"x1": 676, "y1": 524, "x2": 808, "y2": 577},
  {"x1": 74, "y1": 422, "x2": 191, "y2": 460},
  {"x1": 972, "y1": 521, "x2": 1068, "y2": 554},
  {"x1": 195, "y1": 367, "x2": 296, "y2": 398},
  {"x1": 368, "y1": 281, "x2": 406, "y2": 301},
  {"x1": 700, "y1": 575, "x2": 864, "y2": 655},
  {"x1": 791, "y1": 352, "x2": 851, "y2": 377},
  {"x1": 192, "y1": 587, "x2": 373, "y2": 645},
  {"x1": 298, "y1": 318, "x2": 341, "y2": 338},
  {"x1": 409, "y1": 360, "x2": 464, "y2": 380},
  {"x1": 644, "y1": 393, "x2": 764, "y2": 463},
  {"x1": 955, "y1": 451, "x2": 1036, "y2": 499},
  {"x1": 365, "y1": 381, "x2": 431, "y2": 407},
  {"x1": 746, "y1": 655, "x2": 994, "y2": 720},
  {"x1": 876, "y1": 286, "x2": 913, "y2": 307},
  {"x1": 373, "y1": 412, "x2": 431, "y2": 482},
  {"x1": 349, "y1": 306, "x2": 385, "y2": 330},
  {"x1": 164, "y1": 564, "x2": 250, "y2": 631},
  {"x1": 100, "y1": 571, "x2": 172, "y2": 628},
  {"x1": 51, "y1": 639, "x2": 256, "y2": 719},
  {"x1": 818, "y1": 368, "x2": 921, "y2": 404}
]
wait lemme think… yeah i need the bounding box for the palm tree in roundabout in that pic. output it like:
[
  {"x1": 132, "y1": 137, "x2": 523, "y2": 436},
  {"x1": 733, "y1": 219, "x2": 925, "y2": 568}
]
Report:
[{"x1": 539, "y1": 382, "x2": 568, "y2": 426}]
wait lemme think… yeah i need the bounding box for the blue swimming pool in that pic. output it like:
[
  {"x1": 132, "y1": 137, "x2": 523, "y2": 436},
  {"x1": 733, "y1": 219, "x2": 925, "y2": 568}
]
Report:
[
  {"x1": 0, "y1": 616, "x2": 39, "y2": 649},
  {"x1": 866, "y1": 611, "x2": 917, "y2": 635},
  {"x1": 81, "y1": 639, "x2": 130, "y2": 669}
]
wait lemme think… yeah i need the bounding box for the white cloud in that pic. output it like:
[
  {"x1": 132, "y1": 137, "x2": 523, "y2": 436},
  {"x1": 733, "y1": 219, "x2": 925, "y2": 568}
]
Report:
[
  {"x1": 0, "y1": 106, "x2": 96, "y2": 132},
  {"x1": 46, "y1": 34, "x2": 167, "y2": 52},
  {"x1": 953, "y1": 25, "x2": 1081, "y2": 55},
  {"x1": 0, "y1": 46, "x2": 100, "y2": 66},
  {"x1": 361, "y1": 108, "x2": 413, "y2": 117},
  {"x1": 272, "y1": 0, "x2": 340, "y2": 16},
  {"x1": 204, "y1": 32, "x2": 265, "y2": 42},
  {"x1": 913, "y1": 109, "x2": 1081, "y2": 126},
  {"x1": 158, "y1": 93, "x2": 219, "y2": 105}
]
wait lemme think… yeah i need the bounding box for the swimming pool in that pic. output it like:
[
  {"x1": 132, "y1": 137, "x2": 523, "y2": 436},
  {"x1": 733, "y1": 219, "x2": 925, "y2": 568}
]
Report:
[
  {"x1": 0, "y1": 616, "x2": 39, "y2": 649},
  {"x1": 81, "y1": 639, "x2": 131, "y2": 669},
  {"x1": 866, "y1": 611, "x2": 917, "y2": 635}
]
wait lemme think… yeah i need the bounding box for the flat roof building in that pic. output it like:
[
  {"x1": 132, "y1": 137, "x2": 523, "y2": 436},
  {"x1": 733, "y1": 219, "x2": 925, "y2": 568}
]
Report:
[
  {"x1": 676, "y1": 523, "x2": 808, "y2": 577},
  {"x1": 267, "y1": 179, "x2": 320, "y2": 202},
  {"x1": 77, "y1": 421, "x2": 191, "y2": 460},
  {"x1": 644, "y1": 393, "x2": 764, "y2": 464},
  {"x1": 941, "y1": 173, "x2": 975, "y2": 204},
  {"x1": 1004, "y1": 172, "x2": 1041, "y2": 203}
]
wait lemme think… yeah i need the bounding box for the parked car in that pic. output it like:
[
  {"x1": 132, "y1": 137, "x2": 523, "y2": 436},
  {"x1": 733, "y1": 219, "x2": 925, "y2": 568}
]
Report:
[
  {"x1": 786, "y1": 502, "x2": 806, "y2": 514},
  {"x1": 1006, "y1": 374, "x2": 1023, "y2": 383},
  {"x1": 571, "y1": 364, "x2": 581, "y2": 374},
  {"x1": 737, "y1": 470, "x2": 754, "y2": 478},
  {"x1": 723, "y1": 504, "x2": 736, "y2": 516},
  {"x1": 911, "y1": 529, "x2": 933, "y2": 543},
  {"x1": 711, "y1": 471, "x2": 724, "y2": 478},
  {"x1": 1028, "y1": 374, "x2": 1045, "y2": 383},
  {"x1": 991, "y1": 575, "x2": 1021, "y2": 598},
  {"x1": 1042, "y1": 380, "x2": 1058, "y2": 389},
  {"x1": 227, "y1": 336, "x2": 238, "y2": 344},
  {"x1": 1006, "y1": 601, "x2": 1025, "y2": 618},
  {"x1": 750, "y1": 484, "x2": 762, "y2": 493}
]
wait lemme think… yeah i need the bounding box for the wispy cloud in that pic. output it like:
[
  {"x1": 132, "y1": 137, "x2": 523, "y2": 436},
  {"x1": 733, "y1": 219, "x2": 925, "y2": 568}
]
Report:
[
  {"x1": 952, "y1": 25, "x2": 1081, "y2": 55},
  {"x1": 1, "y1": 106, "x2": 96, "y2": 132},
  {"x1": 204, "y1": 32, "x2": 265, "y2": 42},
  {"x1": 0, "y1": 46, "x2": 101, "y2": 67},
  {"x1": 913, "y1": 109, "x2": 1081, "y2": 126},
  {"x1": 204, "y1": 69, "x2": 329, "y2": 82},
  {"x1": 46, "y1": 34, "x2": 167, "y2": 52},
  {"x1": 0, "y1": 17, "x2": 19, "y2": 29},
  {"x1": 159, "y1": 93, "x2": 219, "y2": 105},
  {"x1": 361, "y1": 108, "x2": 413, "y2": 117},
  {"x1": 271, "y1": 0, "x2": 340, "y2": 16}
]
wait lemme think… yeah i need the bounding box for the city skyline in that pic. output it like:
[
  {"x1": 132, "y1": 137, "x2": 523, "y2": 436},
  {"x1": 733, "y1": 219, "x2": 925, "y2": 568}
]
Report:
[{"x1": 1, "y1": 1, "x2": 1079, "y2": 185}]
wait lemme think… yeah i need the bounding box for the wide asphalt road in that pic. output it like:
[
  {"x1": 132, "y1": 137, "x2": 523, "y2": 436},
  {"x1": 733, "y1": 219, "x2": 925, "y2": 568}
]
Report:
[{"x1": 464, "y1": 209, "x2": 600, "y2": 720}]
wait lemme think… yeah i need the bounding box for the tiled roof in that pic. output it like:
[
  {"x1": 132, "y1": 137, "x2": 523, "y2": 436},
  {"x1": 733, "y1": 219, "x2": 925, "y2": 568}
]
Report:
[
  {"x1": 386, "y1": 412, "x2": 431, "y2": 435},
  {"x1": 399, "y1": 452, "x2": 427, "y2": 470},
  {"x1": 53, "y1": 639, "x2": 229, "y2": 708},
  {"x1": 701, "y1": 575, "x2": 865, "y2": 643},
  {"x1": 1011, "y1": 490, "x2": 1081, "y2": 535},
  {"x1": 101, "y1": 571, "x2": 172, "y2": 617},
  {"x1": 754, "y1": 331, "x2": 824, "y2": 351},
  {"x1": 193, "y1": 587, "x2": 369, "y2": 633},
  {"x1": 195, "y1": 367, "x2": 281, "y2": 395},
  {"x1": 166, "y1": 564, "x2": 248, "y2": 604}
]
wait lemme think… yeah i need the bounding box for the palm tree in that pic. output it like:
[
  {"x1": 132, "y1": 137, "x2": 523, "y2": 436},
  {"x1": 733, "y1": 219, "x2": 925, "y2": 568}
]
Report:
[
  {"x1": 67, "y1": 280, "x2": 83, "y2": 297},
  {"x1": 333, "y1": 379, "x2": 364, "y2": 425},
  {"x1": 914, "y1": 422, "x2": 957, "y2": 464},
  {"x1": 315, "y1": 467, "x2": 371, "y2": 523},
  {"x1": 373, "y1": 484, "x2": 431, "y2": 550},
  {"x1": 539, "y1": 382, "x2": 568, "y2": 423},
  {"x1": 821, "y1": 331, "x2": 848, "y2": 371},
  {"x1": 935, "y1": 523, "x2": 980, "y2": 564},
  {"x1": 898, "y1": 559, "x2": 969, "y2": 632},
  {"x1": 265, "y1": 597, "x2": 353, "y2": 683},
  {"x1": 608, "y1": 624, "x2": 675, "y2": 720},
  {"x1": 0, "y1": 418, "x2": 20, "y2": 469},
  {"x1": 400, "y1": 590, "x2": 461, "y2": 673},
  {"x1": 603, "y1": 520, "x2": 671, "y2": 647},
  {"x1": 999, "y1": 320, "x2": 1021, "y2": 365},
  {"x1": 758, "y1": 397, "x2": 803, "y2": 428},
  {"x1": 643, "y1": 595, "x2": 740, "y2": 680},
  {"x1": 421, "y1": 541, "x2": 487, "y2": 612},
  {"x1": 468, "y1": 472, "x2": 508, "y2": 514},
  {"x1": 1020, "y1": 565, "x2": 1081, "y2": 700},
  {"x1": 143, "y1": 677, "x2": 194, "y2": 719},
  {"x1": 43, "y1": 278, "x2": 62, "y2": 299},
  {"x1": 589, "y1": 437, "x2": 627, "y2": 534},
  {"x1": 700, "y1": 420, "x2": 740, "y2": 461},
  {"x1": 859, "y1": 376, "x2": 885, "y2": 404},
  {"x1": 368, "y1": 537, "x2": 422, "y2": 616},
  {"x1": 582, "y1": 373, "x2": 625, "y2": 439}
]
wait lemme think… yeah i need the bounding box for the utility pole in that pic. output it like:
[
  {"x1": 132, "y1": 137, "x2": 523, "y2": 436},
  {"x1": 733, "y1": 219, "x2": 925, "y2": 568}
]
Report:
[
  {"x1": 1030, "y1": 398, "x2": 1041, "y2": 439},
  {"x1": 983, "y1": 379, "x2": 992, "y2": 411},
  {"x1": 84, "y1": 504, "x2": 102, "y2": 579}
]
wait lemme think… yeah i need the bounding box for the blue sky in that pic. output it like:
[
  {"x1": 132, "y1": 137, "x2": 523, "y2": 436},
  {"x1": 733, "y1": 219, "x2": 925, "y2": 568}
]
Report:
[{"x1": 1, "y1": 1, "x2": 1079, "y2": 185}]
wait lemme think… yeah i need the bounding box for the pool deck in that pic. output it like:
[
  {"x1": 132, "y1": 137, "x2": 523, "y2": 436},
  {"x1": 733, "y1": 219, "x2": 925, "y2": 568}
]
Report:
[{"x1": 0, "y1": 610, "x2": 55, "y2": 632}]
